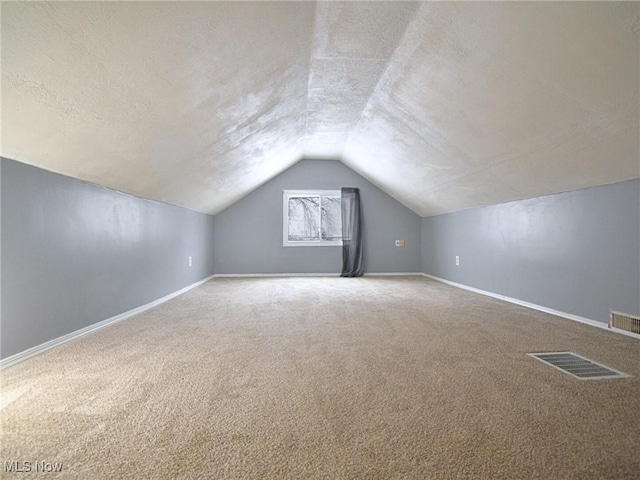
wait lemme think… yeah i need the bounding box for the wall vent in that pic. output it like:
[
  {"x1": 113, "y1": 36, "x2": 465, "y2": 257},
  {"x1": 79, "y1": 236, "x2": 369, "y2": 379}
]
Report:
[
  {"x1": 528, "y1": 352, "x2": 631, "y2": 380},
  {"x1": 610, "y1": 311, "x2": 640, "y2": 335}
]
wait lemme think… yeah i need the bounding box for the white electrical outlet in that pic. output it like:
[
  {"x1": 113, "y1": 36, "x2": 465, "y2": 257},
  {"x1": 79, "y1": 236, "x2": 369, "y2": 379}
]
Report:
[
  {"x1": 188, "y1": 256, "x2": 192, "y2": 267},
  {"x1": 455, "y1": 255, "x2": 459, "y2": 266}
]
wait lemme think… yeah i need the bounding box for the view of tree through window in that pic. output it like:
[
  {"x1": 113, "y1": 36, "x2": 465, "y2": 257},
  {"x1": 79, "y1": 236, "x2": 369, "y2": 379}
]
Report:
[
  {"x1": 284, "y1": 191, "x2": 342, "y2": 246},
  {"x1": 321, "y1": 196, "x2": 341, "y2": 241},
  {"x1": 288, "y1": 196, "x2": 320, "y2": 241}
]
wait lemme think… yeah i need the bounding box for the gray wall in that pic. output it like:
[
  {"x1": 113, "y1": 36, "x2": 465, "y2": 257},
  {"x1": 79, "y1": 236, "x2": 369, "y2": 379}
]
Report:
[
  {"x1": 5, "y1": 153, "x2": 635, "y2": 360},
  {"x1": 422, "y1": 179, "x2": 640, "y2": 324},
  {"x1": 214, "y1": 159, "x2": 421, "y2": 274},
  {"x1": 1, "y1": 158, "x2": 216, "y2": 359}
]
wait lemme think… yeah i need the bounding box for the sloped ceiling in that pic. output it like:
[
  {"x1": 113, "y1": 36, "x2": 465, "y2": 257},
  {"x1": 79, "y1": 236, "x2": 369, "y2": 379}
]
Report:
[{"x1": 2, "y1": 1, "x2": 638, "y2": 216}]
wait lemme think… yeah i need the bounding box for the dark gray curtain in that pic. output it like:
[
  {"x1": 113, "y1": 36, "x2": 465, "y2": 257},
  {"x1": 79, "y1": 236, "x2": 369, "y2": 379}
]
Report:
[{"x1": 340, "y1": 187, "x2": 364, "y2": 277}]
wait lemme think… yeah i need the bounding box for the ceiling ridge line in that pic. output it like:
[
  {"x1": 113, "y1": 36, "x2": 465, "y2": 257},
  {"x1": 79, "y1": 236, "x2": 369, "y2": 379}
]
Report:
[
  {"x1": 390, "y1": 99, "x2": 476, "y2": 170},
  {"x1": 343, "y1": 2, "x2": 431, "y2": 152},
  {"x1": 302, "y1": 0, "x2": 322, "y2": 145}
]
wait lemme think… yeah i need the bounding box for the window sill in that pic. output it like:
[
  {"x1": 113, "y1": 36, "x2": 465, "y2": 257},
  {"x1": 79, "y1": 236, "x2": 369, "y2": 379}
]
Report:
[{"x1": 283, "y1": 242, "x2": 343, "y2": 247}]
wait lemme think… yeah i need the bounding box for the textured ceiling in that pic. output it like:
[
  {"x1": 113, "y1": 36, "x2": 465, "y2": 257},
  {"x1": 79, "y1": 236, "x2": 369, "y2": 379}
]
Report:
[{"x1": 2, "y1": 2, "x2": 639, "y2": 216}]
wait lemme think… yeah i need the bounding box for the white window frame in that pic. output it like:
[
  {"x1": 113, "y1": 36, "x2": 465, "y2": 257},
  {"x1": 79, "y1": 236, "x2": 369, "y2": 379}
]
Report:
[{"x1": 283, "y1": 190, "x2": 342, "y2": 247}]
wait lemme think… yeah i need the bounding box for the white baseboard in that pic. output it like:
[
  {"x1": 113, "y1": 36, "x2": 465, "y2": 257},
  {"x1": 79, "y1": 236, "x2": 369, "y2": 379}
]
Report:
[
  {"x1": 365, "y1": 272, "x2": 423, "y2": 277},
  {"x1": 608, "y1": 326, "x2": 640, "y2": 340},
  {"x1": 213, "y1": 272, "x2": 422, "y2": 278},
  {"x1": 420, "y1": 273, "x2": 637, "y2": 339},
  {"x1": 0, "y1": 275, "x2": 215, "y2": 370},
  {"x1": 213, "y1": 273, "x2": 339, "y2": 278}
]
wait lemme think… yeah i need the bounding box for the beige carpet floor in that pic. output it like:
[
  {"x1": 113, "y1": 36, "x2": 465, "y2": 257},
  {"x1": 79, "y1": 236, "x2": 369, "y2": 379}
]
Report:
[{"x1": 1, "y1": 276, "x2": 639, "y2": 479}]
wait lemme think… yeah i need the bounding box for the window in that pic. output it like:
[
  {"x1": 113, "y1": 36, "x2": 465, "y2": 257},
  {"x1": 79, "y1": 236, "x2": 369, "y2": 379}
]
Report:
[{"x1": 283, "y1": 190, "x2": 342, "y2": 246}]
